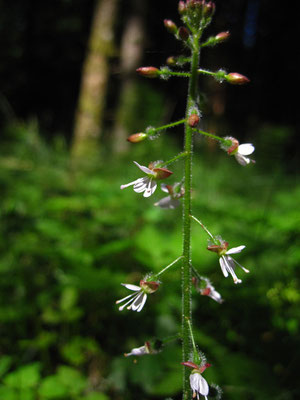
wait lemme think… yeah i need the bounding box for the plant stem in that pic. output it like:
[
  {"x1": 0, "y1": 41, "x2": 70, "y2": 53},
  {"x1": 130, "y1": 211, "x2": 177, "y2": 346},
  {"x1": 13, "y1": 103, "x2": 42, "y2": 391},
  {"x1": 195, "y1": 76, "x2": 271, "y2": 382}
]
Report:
[
  {"x1": 190, "y1": 215, "x2": 215, "y2": 240},
  {"x1": 193, "y1": 128, "x2": 231, "y2": 145},
  {"x1": 159, "y1": 152, "x2": 188, "y2": 167},
  {"x1": 155, "y1": 256, "x2": 183, "y2": 278},
  {"x1": 149, "y1": 118, "x2": 186, "y2": 134},
  {"x1": 182, "y1": 30, "x2": 202, "y2": 400},
  {"x1": 158, "y1": 70, "x2": 191, "y2": 78}
]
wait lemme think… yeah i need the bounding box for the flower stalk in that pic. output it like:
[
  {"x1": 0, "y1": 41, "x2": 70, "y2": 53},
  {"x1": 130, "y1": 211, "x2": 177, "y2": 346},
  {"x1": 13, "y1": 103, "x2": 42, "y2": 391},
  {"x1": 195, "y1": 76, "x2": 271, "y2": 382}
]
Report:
[{"x1": 182, "y1": 27, "x2": 202, "y2": 400}]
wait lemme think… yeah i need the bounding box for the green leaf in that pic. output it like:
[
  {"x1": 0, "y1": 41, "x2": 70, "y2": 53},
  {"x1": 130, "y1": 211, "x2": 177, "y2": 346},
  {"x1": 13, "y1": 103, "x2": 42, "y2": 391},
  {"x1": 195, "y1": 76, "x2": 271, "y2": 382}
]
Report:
[
  {"x1": 38, "y1": 375, "x2": 68, "y2": 399},
  {"x1": 3, "y1": 363, "x2": 41, "y2": 389}
]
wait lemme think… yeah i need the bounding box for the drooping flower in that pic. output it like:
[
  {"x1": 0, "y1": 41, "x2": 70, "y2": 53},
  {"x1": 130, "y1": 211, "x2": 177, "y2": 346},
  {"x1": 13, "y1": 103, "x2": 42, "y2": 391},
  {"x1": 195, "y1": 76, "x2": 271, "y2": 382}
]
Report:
[
  {"x1": 193, "y1": 276, "x2": 223, "y2": 303},
  {"x1": 207, "y1": 238, "x2": 249, "y2": 284},
  {"x1": 120, "y1": 161, "x2": 173, "y2": 198},
  {"x1": 182, "y1": 361, "x2": 211, "y2": 400},
  {"x1": 222, "y1": 136, "x2": 255, "y2": 166},
  {"x1": 116, "y1": 279, "x2": 160, "y2": 312},
  {"x1": 124, "y1": 341, "x2": 152, "y2": 357},
  {"x1": 154, "y1": 182, "x2": 184, "y2": 209}
]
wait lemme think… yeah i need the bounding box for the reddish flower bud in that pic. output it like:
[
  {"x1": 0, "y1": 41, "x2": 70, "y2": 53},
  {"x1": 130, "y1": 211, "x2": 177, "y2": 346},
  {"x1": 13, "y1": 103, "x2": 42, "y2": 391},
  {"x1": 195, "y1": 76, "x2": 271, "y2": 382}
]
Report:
[
  {"x1": 188, "y1": 114, "x2": 200, "y2": 127},
  {"x1": 215, "y1": 31, "x2": 230, "y2": 42},
  {"x1": 203, "y1": 1, "x2": 215, "y2": 18},
  {"x1": 164, "y1": 19, "x2": 177, "y2": 34},
  {"x1": 153, "y1": 167, "x2": 173, "y2": 180},
  {"x1": 136, "y1": 67, "x2": 159, "y2": 78},
  {"x1": 127, "y1": 133, "x2": 147, "y2": 143},
  {"x1": 178, "y1": 26, "x2": 190, "y2": 41},
  {"x1": 226, "y1": 72, "x2": 250, "y2": 85},
  {"x1": 178, "y1": 1, "x2": 187, "y2": 15}
]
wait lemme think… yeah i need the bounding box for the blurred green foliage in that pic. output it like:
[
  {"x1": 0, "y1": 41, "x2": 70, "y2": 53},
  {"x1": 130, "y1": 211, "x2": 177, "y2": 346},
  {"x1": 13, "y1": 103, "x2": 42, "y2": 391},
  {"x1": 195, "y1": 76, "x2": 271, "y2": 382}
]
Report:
[{"x1": 0, "y1": 123, "x2": 299, "y2": 399}]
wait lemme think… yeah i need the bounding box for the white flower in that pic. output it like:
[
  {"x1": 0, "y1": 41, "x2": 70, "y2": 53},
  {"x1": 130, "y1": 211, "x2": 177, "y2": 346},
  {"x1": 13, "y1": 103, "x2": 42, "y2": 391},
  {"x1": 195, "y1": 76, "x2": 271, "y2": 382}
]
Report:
[
  {"x1": 154, "y1": 183, "x2": 184, "y2": 209},
  {"x1": 208, "y1": 240, "x2": 250, "y2": 284},
  {"x1": 124, "y1": 341, "x2": 152, "y2": 357},
  {"x1": 120, "y1": 161, "x2": 173, "y2": 198},
  {"x1": 120, "y1": 161, "x2": 157, "y2": 198},
  {"x1": 234, "y1": 143, "x2": 255, "y2": 166},
  {"x1": 200, "y1": 281, "x2": 223, "y2": 304},
  {"x1": 190, "y1": 371, "x2": 209, "y2": 400},
  {"x1": 116, "y1": 280, "x2": 160, "y2": 312},
  {"x1": 222, "y1": 136, "x2": 255, "y2": 166},
  {"x1": 219, "y1": 245, "x2": 249, "y2": 284}
]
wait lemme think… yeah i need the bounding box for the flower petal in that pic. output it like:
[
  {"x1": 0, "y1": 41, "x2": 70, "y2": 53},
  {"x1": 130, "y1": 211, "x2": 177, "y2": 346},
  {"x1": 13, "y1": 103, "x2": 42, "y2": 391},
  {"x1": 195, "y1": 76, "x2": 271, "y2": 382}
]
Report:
[
  {"x1": 219, "y1": 257, "x2": 229, "y2": 277},
  {"x1": 226, "y1": 245, "x2": 245, "y2": 254},
  {"x1": 121, "y1": 283, "x2": 141, "y2": 291},
  {"x1": 143, "y1": 180, "x2": 157, "y2": 197},
  {"x1": 235, "y1": 153, "x2": 251, "y2": 166},
  {"x1": 238, "y1": 143, "x2": 255, "y2": 155},
  {"x1": 120, "y1": 179, "x2": 140, "y2": 189},
  {"x1": 128, "y1": 292, "x2": 147, "y2": 311},
  {"x1": 160, "y1": 183, "x2": 170, "y2": 193},
  {"x1": 133, "y1": 161, "x2": 153, "y2": 175}
]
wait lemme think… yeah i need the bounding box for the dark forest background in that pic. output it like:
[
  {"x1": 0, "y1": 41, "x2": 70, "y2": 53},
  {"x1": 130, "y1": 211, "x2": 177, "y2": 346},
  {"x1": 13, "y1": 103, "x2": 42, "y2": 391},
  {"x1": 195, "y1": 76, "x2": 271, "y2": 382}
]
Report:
[{"x1": 0, "y1": 0, "x2": 299, "y2": 399}]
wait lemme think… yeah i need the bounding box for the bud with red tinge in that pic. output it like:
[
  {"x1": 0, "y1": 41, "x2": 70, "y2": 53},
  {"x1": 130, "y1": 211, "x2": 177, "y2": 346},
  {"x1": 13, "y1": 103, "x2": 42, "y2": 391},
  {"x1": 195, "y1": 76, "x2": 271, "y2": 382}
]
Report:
[
  {"x1": 215, "y1": 31, "x2": 230, "y2": 42},
  {"x1": 188, "y1": 114, "x2": 200, "y2": 127},
  {"x1": 178, "y1": 26, "x2": 190, "y2": 41},
  {"x1": 127, "y1": 133, "x2": 147, "y2": 143},
  {"x1": 203, "y1": 1, "x2": 215, "y2": 18},
  {"x1": 178, "y1": 1, "x2": 186, "y2": 15},
  {"x1": 136, "y1": 67, "x2": 159, "y2": 78},
  {"x1": 164, "y1": 19, "x2": 177, "y2": 34},
  {"x1": 226, "y1": 72, "x2": 250, "y2": 85}
]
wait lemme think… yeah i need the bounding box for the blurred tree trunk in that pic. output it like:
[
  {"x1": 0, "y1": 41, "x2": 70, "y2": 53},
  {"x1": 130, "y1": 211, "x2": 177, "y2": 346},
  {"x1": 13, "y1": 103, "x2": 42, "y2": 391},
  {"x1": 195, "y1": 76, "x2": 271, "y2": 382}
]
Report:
[
  {"x1": 71, "y1": 0, "x2": 117, "y2": 159},
  {"x1": 112, "y1": 2, "x2": 145, "y2": 154}
]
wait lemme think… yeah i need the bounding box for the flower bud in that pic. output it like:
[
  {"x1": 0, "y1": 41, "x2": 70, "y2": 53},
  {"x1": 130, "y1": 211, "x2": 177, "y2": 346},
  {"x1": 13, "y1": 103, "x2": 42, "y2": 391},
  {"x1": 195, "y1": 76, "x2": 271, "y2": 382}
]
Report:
[
  {"x1": 202, "y1": 1, "x2": 215, "y2": 18},
  {"x1": 215, "y1": 31, "x2": 230, "y2": 42},
  {"x1": 188, "y1": 114, "x2": 200, "y2": 127},
  {"x1": 166, "y1": 56, "x2": 176, "y2": 66},
  {"x1": 127, "y1": 133, "x2": 147, "y2": 143},
  {"x1": 153, "y1": 167, "x2": 173, "y2": 180},
  {"x1": 136, "y1": 67, "x2": 160, "y2": 78},
  {"x1": 178, "y1": 26, "x2": 190, "y2": 41},
  {"x1": 164, "y1": 19, "x2": 177, "y2": 34},
  {"x1": 226, "y1": 72, "x2": 250, "y2": 85},
  {"x1": 140, "y1": 280, "x2": 160, "y2": 293},
  {"x1": 178, "y1": 1, "x2": 187, "y2": 15}
]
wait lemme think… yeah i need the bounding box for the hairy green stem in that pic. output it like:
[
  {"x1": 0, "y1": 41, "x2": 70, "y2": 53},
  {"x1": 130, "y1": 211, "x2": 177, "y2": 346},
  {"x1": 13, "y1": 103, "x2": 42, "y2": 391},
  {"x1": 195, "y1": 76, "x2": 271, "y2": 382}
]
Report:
[
  {"x1": 182, "y1": 31, "x2": 202, "y2": 400},
  {"x1": 149, "y1": 118, "x2": 186, "y2": 134},
  {"x1": 193, "y1": 128, "x2": 231, "y2": 145},
  {"x1": 158, "y1": 70, "x2": 191, "y2": 78},
  {"x1": 155, "y1": 256, "x2": 183, "y2": 278},
  {"x1": 159, "y1": 152, "x2": 188, "y2": 168}
]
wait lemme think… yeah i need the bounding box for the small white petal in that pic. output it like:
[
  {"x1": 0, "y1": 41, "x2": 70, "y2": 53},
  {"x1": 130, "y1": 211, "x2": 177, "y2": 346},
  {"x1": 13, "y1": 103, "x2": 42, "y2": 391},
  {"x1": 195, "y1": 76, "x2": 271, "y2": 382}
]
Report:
[
  {"x1": 238, "y1": 143, "x2": 255, "y2": 156},
  {"x1": 136, "y1": 293, "x2": 148, "y2": 312},
  {"x1": 120, "y1": 179, "x2": 140, "y2": 189},
  {"x1": 121, "y1": 283, "x2": 141, "y2": 291},
  {"x1": 143, "y1": 180, "x2": 157, "y2": 197},
  {"x1": 118, "y1": 295, "x2": 136, "y2": 310},
  {"x1": 219, "y1": 257, "x2": 229, "y2": 277},
  {"x1": 129, "y1": 292, "x2": 147, "y2": 311},
  {"x1": 160, "y1": 183, "x2": 169, "y2": 193},
  {"x1": 235, "y1": 153, "x2": 250, "y2": 165},
  {"x1": 226, "y1": 245, "x2": 245, "y2": 255},
  {"x1": 133, "y1": 161, "x2": 153, "y2": 175},
  {"x1": 154, "y1": 196, "x2": 180, "y2": 209}
]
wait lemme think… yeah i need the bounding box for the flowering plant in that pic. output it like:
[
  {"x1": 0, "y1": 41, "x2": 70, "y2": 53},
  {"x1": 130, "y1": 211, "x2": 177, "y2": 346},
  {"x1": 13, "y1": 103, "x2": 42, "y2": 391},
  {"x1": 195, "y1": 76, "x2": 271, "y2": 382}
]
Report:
[{"x1": 117, "y1": 1, "x2": 255, "y2": 398}]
